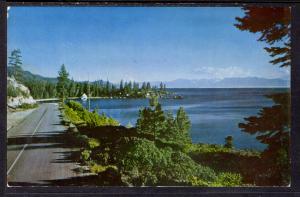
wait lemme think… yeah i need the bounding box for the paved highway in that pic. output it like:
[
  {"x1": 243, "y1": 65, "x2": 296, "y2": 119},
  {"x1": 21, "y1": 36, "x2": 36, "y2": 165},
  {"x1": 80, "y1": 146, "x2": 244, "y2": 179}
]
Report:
[{"x1": 7, "y1": 103, "x2": 83, "y2": 186}]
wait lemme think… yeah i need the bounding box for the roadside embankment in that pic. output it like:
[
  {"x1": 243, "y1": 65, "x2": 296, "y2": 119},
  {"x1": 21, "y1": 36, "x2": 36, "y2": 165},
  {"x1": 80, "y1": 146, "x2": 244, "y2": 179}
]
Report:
[{"x1": 7, "y1": 76, "x2": 39, "y2": 131}]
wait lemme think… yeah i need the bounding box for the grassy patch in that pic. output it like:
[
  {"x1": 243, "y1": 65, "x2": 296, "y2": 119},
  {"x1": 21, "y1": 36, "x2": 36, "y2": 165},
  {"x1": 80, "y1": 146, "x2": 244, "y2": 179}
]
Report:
[
  {"x1": 63, "y1": 101, "x2": 119, "y2": 127},
  {"x1": 19, "y1": 103, "x2": 38, "y2": 109},
  {"x1": 188, "y1": 143, "x2": 261, "y2": 185}
]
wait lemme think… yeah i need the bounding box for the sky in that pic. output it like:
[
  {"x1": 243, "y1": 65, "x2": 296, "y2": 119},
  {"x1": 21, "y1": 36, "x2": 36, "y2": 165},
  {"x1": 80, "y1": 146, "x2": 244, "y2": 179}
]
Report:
[{"x1": 7, "y1": 6, "x2": 290, "y2": 83}]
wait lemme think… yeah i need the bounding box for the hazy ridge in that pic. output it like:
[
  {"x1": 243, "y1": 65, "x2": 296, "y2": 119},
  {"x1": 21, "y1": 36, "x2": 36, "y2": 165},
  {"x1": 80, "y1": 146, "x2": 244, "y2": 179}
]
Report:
[{"x1": 8, "y1": 67, "x2": 289, "y2": 88}]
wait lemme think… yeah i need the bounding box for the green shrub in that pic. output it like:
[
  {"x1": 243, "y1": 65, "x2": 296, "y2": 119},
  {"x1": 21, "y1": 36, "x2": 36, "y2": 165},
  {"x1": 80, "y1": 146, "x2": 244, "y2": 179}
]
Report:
[
  {"x1": 189, "y1": 176, "x2": 211, "y2": 186},
  {"x1": 90, "y1": 164, "x2": 107, "y2": 174},
  {"x1": 214, "y1": 172, "x2": 242, "y2": 186},
  {"x1": 119, "y1": 139, "x2": 217, "y2": 186},
  {"x1": 189, "y1": 172, "x2": 242, "y2": 187},
  {"x1": 64, "y1": 101, "x2": 119, "y2": 127},
  {"x1": 7, "y1": 85, "x2": 21, "y2": 97},
  {"x1": 90, "y1": 164, "x2": 118, "y2": 174},
  {"x1": 19, "y1": 103, "x2": 38, "y2": 109},
  {"x1": 74, "y1": 133, "x2": 89, "y2": 147},
  {"x1": 64, "y1": 106, "x2": 82, "y2": 123},
  {"x1": 81, "y1": 149, "x2": 91, "y2": 161},
  {"x1": 96, "y1": 152, "x2": 110, "y2": 165},
  {"x1": 167, "y1": 151, "x2": 217, "y2": 185},
  {"x1": 88, "y1": 138, "x2": 100, "y2": 149},
  {"x1": 187, "y1": 143, "x2": 259, "y2": 156},
  {"x1": 66, "y1": 100, "x2": 85, "y2": 111}
]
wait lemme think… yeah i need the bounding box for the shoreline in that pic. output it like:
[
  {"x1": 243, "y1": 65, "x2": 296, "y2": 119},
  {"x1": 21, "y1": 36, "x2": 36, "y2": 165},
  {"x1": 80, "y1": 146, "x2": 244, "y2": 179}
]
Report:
[{"x1": 35, "y1": 95, "x2": 181, "y2": 102}]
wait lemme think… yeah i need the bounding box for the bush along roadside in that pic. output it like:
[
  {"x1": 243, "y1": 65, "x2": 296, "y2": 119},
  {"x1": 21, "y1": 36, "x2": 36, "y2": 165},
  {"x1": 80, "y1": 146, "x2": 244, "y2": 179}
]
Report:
[
  {"x1": 19, "y1": 103, "x2": 38, "y2": 109},
  {"x1": 59, "y1": 101, "x2": 122, "y2": 184},
  {"x1": 60, "y1": 100, "x2": 259, "y2": 186}
]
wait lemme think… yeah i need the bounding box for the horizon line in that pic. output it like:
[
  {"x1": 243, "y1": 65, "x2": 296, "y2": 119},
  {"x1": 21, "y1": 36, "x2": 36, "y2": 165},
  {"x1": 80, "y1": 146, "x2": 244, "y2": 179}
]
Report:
[{"x1": 7, "y1": 66, "x2": 290, "y2": 83}]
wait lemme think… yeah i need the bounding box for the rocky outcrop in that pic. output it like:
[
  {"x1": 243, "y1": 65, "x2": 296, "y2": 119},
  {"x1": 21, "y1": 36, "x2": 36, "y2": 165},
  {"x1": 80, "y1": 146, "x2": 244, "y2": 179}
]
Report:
[{"x1": 7, "y1": 76, "x2": 36, "y2": 108}]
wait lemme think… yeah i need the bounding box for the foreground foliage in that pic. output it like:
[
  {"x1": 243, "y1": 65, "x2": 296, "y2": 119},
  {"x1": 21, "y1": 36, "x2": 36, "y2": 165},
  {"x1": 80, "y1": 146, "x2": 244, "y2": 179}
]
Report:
[
  {"x1": 63, "y1": 100, "x2": 119, "y2": 127},
  {"x1": 239, "y1": 93, "x2": 290, "y2": 185},
  {"x1": 235, "y1": 7, "x2": 291, "y2": 68},
  {"x1": 62, "y1": 100, "x2": 246, "y2": 186},
  {"x1": 61, "y1": 91, "x2": 290, "y2": 187}
]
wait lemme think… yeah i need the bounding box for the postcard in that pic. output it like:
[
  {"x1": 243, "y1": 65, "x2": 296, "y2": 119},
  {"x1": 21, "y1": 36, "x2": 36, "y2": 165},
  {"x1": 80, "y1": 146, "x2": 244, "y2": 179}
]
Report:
[{"x1": 7, "y1": 6, "x2": 291, "y2": 187}]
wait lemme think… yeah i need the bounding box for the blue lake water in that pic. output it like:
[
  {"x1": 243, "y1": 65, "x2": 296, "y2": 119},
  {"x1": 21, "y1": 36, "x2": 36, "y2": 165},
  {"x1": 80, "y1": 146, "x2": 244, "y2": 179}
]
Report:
[{"x1": 77, "y1": 88, "x2": 288, "y2": 150}]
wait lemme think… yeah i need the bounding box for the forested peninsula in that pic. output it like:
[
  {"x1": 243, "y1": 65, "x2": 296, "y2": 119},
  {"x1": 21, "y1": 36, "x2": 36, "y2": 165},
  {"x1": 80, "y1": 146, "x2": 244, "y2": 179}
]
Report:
[{"x1": 8, "y1": 64, "x2": 170, "y2": 100}]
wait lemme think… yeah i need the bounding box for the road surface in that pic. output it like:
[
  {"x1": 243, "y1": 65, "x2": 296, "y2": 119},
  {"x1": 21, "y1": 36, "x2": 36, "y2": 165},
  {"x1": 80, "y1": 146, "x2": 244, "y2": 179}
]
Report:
[{"x1": 7, "y1": 103, "x2": 84, "y2": 186}]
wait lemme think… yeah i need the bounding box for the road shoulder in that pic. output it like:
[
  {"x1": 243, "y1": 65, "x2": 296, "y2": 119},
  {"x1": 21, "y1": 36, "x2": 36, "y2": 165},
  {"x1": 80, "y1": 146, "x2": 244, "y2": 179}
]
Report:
[{"x1": 7, "y1": 107, "x2": 38, "y2": 131}]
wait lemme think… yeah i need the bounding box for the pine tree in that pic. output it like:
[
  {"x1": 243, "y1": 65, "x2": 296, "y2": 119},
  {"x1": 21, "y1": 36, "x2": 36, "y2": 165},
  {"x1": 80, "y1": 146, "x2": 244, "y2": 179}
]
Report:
[
  {"x1": 153, "y1": 103, "x2": 166, "y2": 141},
  {"x1": 105, "y1": 81, "x2": 110, "y2": 96},
  {"x1": 136, "y1": 104, "x2": 165, "y2": 141},
  {"x1": 235, "y1": 7, "x2": 291, "y2": 67},
  {"x1": 224, "y1": 136, "x2": 233, "y2": 149},
  {"x1": 149, "y1": 95, "x2": 158, "y2": 108},
  {"x1": 175, "y1": 107, "x2": 191, "y2": 144},
  {"x1": 120, "y1": 80, "x2": 124, "y2": 94},
  {"x1": 235, "y1": 7, "x2": 291, "y2": 185},
  {"x1": 133, "y1": 82, "x2": 139, "y2": 93},
  {"x1": 128, "y1": 81, "x2": 133, "y2": 94},
  {"x1": 163, "y1": 112, "x2": 177, "y2": 141},
  {"x1": 56, "y1": 64, "x2": 69, "y2": 102},
  {"x1": 142, "y1": 82, "x2": 147, "y2": 91},
  {"x1": 146, "y1": 82, "x2": 151, "y2": 91},
  {"x1": 160, "y1": 82, "x2": 164, "y2": 91},
  {"x1": 239, "y1": 93, "x2": 290, "y2": 185},
  {"x1": 8, "y1": 49, "x2": 23, "y2": 82},
  {"x1": 69, "y1": 79, "x2": 76, "y2": 97}
]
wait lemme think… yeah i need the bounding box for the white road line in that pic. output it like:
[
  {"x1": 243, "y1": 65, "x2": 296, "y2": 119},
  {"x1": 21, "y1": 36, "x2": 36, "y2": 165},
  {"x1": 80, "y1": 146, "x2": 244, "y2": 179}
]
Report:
[{"x1": 7, "y1": 106, "x2": 48, "y2": 175}]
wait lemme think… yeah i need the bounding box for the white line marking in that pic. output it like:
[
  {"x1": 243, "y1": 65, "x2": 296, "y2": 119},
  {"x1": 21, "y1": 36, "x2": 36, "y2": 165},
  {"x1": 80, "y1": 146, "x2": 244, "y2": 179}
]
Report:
[{"x1": 7, "y1": 107, "x2": 48, "y2": 175}]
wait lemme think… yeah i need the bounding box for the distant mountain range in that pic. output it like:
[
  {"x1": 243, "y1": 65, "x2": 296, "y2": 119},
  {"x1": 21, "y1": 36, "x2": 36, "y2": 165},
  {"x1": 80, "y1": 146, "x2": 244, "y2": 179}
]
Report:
[
  {"x1": 149, "y1": 77, "x2": 289, "y2": 88},
  {"x1": 7, "y1": 66, "x2": 58, "y2": 83},
  {"x1": 8, "y1": 66, "x2": 289, "y2": 88}
]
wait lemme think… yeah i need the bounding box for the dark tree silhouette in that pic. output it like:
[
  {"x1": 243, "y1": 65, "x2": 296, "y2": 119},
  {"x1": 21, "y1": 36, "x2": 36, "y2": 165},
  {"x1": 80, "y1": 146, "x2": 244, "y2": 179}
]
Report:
[
  {"x1": 235, "y1": 7, "x2": 291, "y2": 185},
  {"x1": 235, "y1": 7, "x2": 291, "y2": 67},
  {"x1": 239, "y1": 93, "x2": 290, "y2": 185}
]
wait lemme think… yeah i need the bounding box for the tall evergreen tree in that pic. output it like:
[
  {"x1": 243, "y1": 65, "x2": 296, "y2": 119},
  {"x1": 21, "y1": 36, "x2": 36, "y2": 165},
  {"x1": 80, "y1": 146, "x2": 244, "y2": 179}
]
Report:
[
  {"x1": 120, "y1": 80, "x2": 124, "y2": 92},
  {"x1": 8, "y1": 49, "x2": 23, "y2": 82},
  {"x1": 239, "y1": 93, "x2": 290, "y2": 185},
  {"x1": 175, "y1": 107, "x2": 191, "y2": 144},
  {"x1": 149, "y1": 95, "x2": 159, "y2": 108},
  {"x1": 105, "y1": 81, "x2": 110, "y2": 95},
  {"x1": 56, "y1": 64, "x2": 69, "y2": 102},
  {"x1": 133, "y1": 82, "x2": 139, "y2": 93},
  {"x1": 142, "y1": 82, "x2": 147, "y2": 91},
  {"x1": 69, "y1": 79, "x2": 76, "y2": 97},
  {"x1": 160, "y1": 82, "x2": 164, "y2": 91},
  {"x1": 146, "y1": 82, "x2": 151, "y2": 91},
  {"x1": 235, "y1": 7, "x2": 291, "y2": 185}
]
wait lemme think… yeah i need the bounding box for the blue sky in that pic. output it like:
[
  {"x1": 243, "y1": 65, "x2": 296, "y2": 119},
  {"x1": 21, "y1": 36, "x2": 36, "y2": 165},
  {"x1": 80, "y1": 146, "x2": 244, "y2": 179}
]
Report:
[{"x1": 7, "y1": 6, "x2": 290, "y2": 82}]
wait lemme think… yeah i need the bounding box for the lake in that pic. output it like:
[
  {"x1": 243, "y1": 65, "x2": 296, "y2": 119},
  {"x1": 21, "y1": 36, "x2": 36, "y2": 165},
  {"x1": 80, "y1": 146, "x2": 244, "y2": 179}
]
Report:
[{"x1": 78, "y1": 88, "x2": 288, "y2": 150}]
